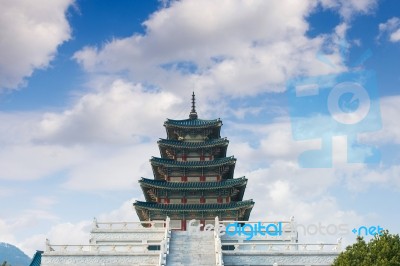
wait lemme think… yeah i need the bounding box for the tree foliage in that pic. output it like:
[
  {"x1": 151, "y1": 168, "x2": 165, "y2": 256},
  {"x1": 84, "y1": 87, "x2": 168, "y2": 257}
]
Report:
[{"x1": 333, "y1": 230, "x2": 400, "y2": 266}]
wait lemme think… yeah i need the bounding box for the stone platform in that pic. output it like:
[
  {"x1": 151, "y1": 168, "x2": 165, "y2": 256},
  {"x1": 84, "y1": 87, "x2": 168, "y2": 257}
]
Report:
[{"x1": 40, "y1": 217, "x2": 340, "y2": 266}]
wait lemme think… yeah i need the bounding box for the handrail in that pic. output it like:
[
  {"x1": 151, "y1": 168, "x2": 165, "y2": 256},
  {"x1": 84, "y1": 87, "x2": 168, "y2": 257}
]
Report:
[
  {"x1": 158, "y1": 217, "x2": 171, "y2": 266},
  {"x1": 92, "y1": 218, "x2": 166, "y2": 230},
  {"x1": 221, "y1": 241, "x2": 341, "y2": 252},
  {"x1": 214, "y1": 216, "x2": 224, "y2": 266},
  {"x1": 45, "y1": 242, "x2": 157, "y2": 253}
]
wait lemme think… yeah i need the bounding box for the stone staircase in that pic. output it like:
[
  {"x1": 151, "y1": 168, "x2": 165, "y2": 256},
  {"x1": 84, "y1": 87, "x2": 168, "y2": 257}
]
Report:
[{"x1": 166, "y1": 230, "x2": 216, "y2": 266}]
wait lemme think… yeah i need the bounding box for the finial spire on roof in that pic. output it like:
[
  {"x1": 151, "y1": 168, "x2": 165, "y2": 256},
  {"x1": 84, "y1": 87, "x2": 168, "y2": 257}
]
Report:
[{"x1": 189, "y1": 91, "x2": 198, "y2": 119}]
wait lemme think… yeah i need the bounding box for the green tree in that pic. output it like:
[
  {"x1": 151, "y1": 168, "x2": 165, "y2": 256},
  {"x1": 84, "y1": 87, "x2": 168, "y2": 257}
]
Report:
[
  {"x1": 333, "y1": 230, "x2": 400, "y2": 266},
  {"x1": 1, "y1": 262, "x2": 10, "y2": 266}
]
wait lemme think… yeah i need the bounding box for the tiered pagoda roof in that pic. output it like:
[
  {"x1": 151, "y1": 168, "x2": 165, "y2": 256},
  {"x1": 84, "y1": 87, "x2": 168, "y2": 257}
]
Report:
[
  {"x1": 164, "y1": 118, "x2": 222, "y2": 128},
  {"x1": 158, "y1": 138, "x2": 228, "y2": 147},
  {"x1": 150, "y1": 156, "x2": 236, "y2": 167},
  {"x1": 139, "y1": 176, "x2": 247, "y2": 190},
  {"x1": 150, "y1": 156, "x2": 236, "y2": 180},
  {"x1": 134, "y1": 92, "x2": 254, "y2": 227},
  {"x1": 139, "y1": 177, "x2": 248, "y2": 202},
  {"x1": 158, "y1": 138, "x2": 229, "y2": 159},
  {"x1": 135, "y1": 200, "x2": 254, "y2": 221}
]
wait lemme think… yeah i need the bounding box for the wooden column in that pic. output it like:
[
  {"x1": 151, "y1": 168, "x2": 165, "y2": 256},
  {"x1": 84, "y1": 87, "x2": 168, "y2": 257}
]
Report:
[
  {"x1": 200, "y1": 219, "x2": 205, "y2": 231},
  {"x1": 181, "y1": 220, "x2": 186, "y2": 231}
]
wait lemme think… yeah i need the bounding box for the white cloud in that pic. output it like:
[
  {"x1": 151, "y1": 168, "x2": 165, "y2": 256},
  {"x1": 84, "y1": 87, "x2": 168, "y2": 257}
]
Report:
[
  {"x1": 243, "y1": 162, "x2": 365, "y2": 246},
  {"x1": 390, "y1": 29, "x2": 400, "y2": 42},
  {"x1": 378, "y1": 17, "x2": 400, "y2": 43},
  {"x1": 0, "y1": 209, "x2": 59, "y2": 255},
  {"x1": 0, "y1": 219, "x2": 17, "y2": 245},
  {"x1": 19, "y1": 221, "x2": 91, "y2": 257},
  {"x1": 98, "y1": 198, "x2": 139, "y2": 222},
  {"x1": 38, "y1": 79, "x2": 181, "y2": 145},
  {"x1": 0, "y1": 0, "x2": 73, "y2": 90},
  {"x1": 32, "y1": 196, "x2": 58, "y2": 209},
  {"x1": 73, "y1": 0, "x2": 346, "y2": 97},
  {"x1": 63, "y1": 144, "x2": 155, "y2": 191},
  {"x1": 18, "y1": 198, "x2": 136, "y2": 256},
  {"x1": 0, "y1": 144, "x2": 87, "y2": 180},
  {"x1": 320, "y1": 0, "x2": 377, "y2": 21},
  {"x1": 0, "y1": 79, "x2": 183, "y2": 188},
  {"x1": 227, "y1": 107, "x2": 400, "y2": 193},
  {"x1": 361, "y1": 96, "x2": 400, "y2": 144}
]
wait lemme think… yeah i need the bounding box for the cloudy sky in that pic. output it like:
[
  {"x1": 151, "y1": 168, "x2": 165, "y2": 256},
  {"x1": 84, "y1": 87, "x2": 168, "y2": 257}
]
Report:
[{"x1": 1, "y1": 0, "x2": 399, "y2": 257}]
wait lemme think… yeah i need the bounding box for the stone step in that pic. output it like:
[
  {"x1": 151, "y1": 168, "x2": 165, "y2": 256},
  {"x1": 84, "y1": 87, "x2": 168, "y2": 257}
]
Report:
[
  {"x1": 169, "y1": 247, "x2": 215, "y2": 254},
  {"x1": 170, "y1": 241, "x2": 215, "y2": 245},
  {"x1": 166, "y1": 231, "x2": 217, "y2": 266},
  {"x1": 170, "y1": 237, "x2": 214, "y2": 241},
  {"x1": 169, "y1": 246, "x2": 215, "y2": 251},
  {"x1": 169, "y1": 245, "x2": 215, "y2": 249},
  {"x1": 167, "y1": 258, "x2": 215, "y2": 264},
  {"x1": 167, "y1": 261, "x2": 215, "y2": 265},
  {"x1": 167, "y1": 253, "x2": 215, "y2": 258},
  {"x1": 170, "y1": 242, "x2": 215, "y2": 245},
  {"x1": 169, "y1": 246, "x2": 214, "y2": 249}
]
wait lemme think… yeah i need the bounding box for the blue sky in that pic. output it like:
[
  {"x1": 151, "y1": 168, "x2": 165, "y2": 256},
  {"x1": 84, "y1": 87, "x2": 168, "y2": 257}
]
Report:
[{"x1": 1, "y1": 0, "x2": 400, "y2": 256}]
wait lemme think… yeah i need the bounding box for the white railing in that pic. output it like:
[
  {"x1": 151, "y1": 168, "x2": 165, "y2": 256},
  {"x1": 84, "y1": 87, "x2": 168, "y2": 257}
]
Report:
[
  {"x1": 92, "y1": 218, "x2": 166, "y2": 230},
  {"x1": 214, "y1": 216, "x2": 224, "y2": 266},
  {"x1": 221, "y1": 238, "x2": 342, "y2": 253},
  {"x1": 158, "y1": 216, "x2": 171, "y2": 266},
  {"x1": 45, "y1": 240, "x2": 158, "y2": 253}
]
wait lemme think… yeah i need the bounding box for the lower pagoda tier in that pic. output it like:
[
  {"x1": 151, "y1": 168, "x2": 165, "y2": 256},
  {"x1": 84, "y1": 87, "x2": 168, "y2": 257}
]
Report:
[
  {"x1": 134, "y1": 199, "x2": 254, "y2": 228},
  {"x1": 139, "y1": 177, "x2": 248, "y2": 203}
]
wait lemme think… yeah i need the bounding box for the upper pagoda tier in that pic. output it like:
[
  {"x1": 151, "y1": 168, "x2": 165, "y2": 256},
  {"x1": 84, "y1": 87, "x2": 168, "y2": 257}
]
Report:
[
  {"x1": 158, "y1": 138, "x2": 229, "y2": 159},
  {"x1": 164, "y1": 93, "x2": 222, "y2": 141},
  {"x1": 150, "y1": 156, "x2": 236, "y2": 181},
  {"x1": 164, "y1": 118, "x2": 222, "y2": 141}
]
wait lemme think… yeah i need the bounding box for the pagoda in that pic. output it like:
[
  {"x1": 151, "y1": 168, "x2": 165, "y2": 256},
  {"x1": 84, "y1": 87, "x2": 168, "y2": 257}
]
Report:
[{"x1": 134, "y1": 93, "x2": 254, "y2": 230}]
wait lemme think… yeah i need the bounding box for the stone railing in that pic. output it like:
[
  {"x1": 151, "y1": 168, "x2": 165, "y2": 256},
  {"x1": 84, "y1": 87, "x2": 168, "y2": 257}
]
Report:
[
  {"x1": 45, "y1": 240, "x2": 158, "y2": 254},
  {"x1": 92, "y1": 218, "x2": 166, "y2": 231},
  {"x1": 221, "y1": 238, "x2": 342, "y2": 253},
  {"x1": 214, "y1": 216, "x2": 224, "y2": 266},
  {"x1": 158, "y1": 216, "x2": 171, "y2": 266}
]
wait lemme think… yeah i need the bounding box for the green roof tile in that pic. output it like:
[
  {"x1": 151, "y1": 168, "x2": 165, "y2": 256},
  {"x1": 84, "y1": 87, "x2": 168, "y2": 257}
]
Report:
[
  {"x1": 164, "y1": 118, "x2": 222, "y2": 128},
  {"x1": 139, "y1": 177, "x2": 247, "y2": 190},
  {"x1": 150, "y1": 156, "x2": 236, "y2": 168},
  {"x1": 134, "y1": 200, "x2": 254, "y2": 211},
  {"x1": 158, "y1": 138, "x2": 229, "y2": 149}
]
